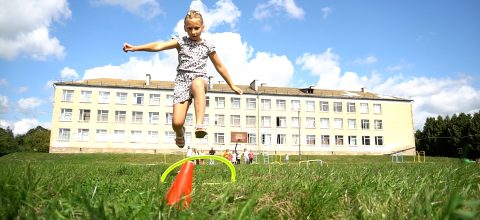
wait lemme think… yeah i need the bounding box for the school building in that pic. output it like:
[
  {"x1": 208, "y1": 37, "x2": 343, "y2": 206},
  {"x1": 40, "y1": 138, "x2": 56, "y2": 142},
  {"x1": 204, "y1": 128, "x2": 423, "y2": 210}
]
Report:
[{"x1": 49, "y1": 77, "x2": 415, "y2": 155}]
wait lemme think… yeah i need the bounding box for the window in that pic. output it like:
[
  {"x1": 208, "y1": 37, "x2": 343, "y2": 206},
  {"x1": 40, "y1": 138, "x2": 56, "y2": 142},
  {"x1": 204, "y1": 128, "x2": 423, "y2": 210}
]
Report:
[
  {"x1": 203, "y1": 114, "x2": 209, "y2": 125},
  {"x1": 291, "y1": 117, "x2": 300, "y2": 128},
  {"x1": 261, "y1": 134, "x2": 272, "y2": 145},
  {"x1": 334, "y1": 118, "x2": 343, "y2": 129},
  {"x1": 96, "y1": 129, "x2": 108, "y2": 142},
  {"x1": 261, "y1": 99, "x2": 271, "y2": 110},
  {"x1": 97, "y1": 110, "x2": 109, "y2": 122},
  {"x1": 335, "y1": 135, "x2": 344, "y2": 146},
  {"x1": 306, "y1": 117, "x2": 316, "y2": 128},
  {"x1": 133, "y1": 93, "x2": 144, "y2": 105},
  {"x1": 149, "y1": 112, "x2": 159, "y2": 124},
  {"x1": 77, "y1": 129, "x2": 89, "y2": 142},
  {"x1": 348, "y1": 119, "x2": 356, "y2": 129},
  {"x1": 62, "y1": 90, "x2": 74, "y2": 102},
  {"x1": 164, "y1": 131, "x2": 176, "y2": 144},
  {"x1": 230, "y1": 115, "x2": 240, "y2": 127},
  {"x1": 276, "y1": 99, "x2": 286, "y2": 111},
  {"x1": 334, "y1": 102, "x2": 342, "y2": 113},
  {"x1": 306, "y1": 101, "x2": 315, "y2": 112},
  {"x1": 149, "y1": 94, "x2": 160, "y2": 105},
  {"x1": 348, "y1": 136, "x2": 357, "y2": 146},
  {"x1": 166, "y1": 95, "x2": 174, "y2": 106},
  {"x1": 276, "y1": 116, "x2": 287, "y2": 127},
  {"x1": 80, "y1": 90, "x2": 92, "y2": 102},
  {"x1": 360, "y1": 103, "x2": 369, "y2": 114},
  {"x1": 79, "y1": 109, "x2": 91, "y2": 122},
  {"x1": 115, "y1": 111, "x2": 126, "y2": 123},
  {"x1": 319, "y1": 118, "x2": 329, "y2": 129},
  {"x1": 374, "y1": 120, "x2": 383, "y2": 130},
  {"x1": 347, "y1": 102, "x2": 356, "y2": 113},
  {"x1": 320, "y1": 101, "x2": 329, "y2": 112},
  {"x1": 306, "y1": 135, "x2": 315, "y2": 145},
  {"x1": 248, "y1": 133, "x2": 256, "y2": 144},
  {"x1": 116, "y1": 92, "x2": 127, "y2": 104},
  {"x1": 321, "y1": 135, "x2": 330, "y2": 146},
  {"x1": 362, "y1": 136, "x2": 371, "y2": 145},
  {"x1": 58, "y1": 128, "x2": 70, "y2": 141},
  {"x1": 373, "y1": 104, "x2": 382, "y2": 114},
  {"x1": 261, "y1": 116, "x2": 271, "y2": 127},
  {"x1": 247, "y1": 98, "x2": 256, "y2": 109},
  {"x1": 214, "y1": 133, "x2": 225, "y2": 144},
  {"x1": 60, "y1": 108, "x2": 72, "y2": 121},
  {"x1": 292, "y1": 134, "x2": 299, "y2": 145},
  {"x1": 132, "y1": 111, "x2": 143, "y2": 123},
  {"x1": 246, "y1": 116, "x2": 256, "y2": 127},
  {"x1": 165, "y1": 113, "x2": 173, "y2": 125},
  {"x1": 361, "y1": 119, "x2": 370, "y2": 130},
  {"x1": 99, "y1": 91, "x2": 110, "y2": 103},
  {"x1": 206, "y1": 96, "x2": 210, "y2": 108},
  {"x1": 277, "y1": 134, "x2": 286, "y2": 145},
  {"x1": 113, "y1": 130, "x2": 125, "y2": 142},
  {"x1": 231, "y1": 97, "x2": 241, "y2": 109},
  {"x1": 291, "y1": 100, "x2": 300, "y2": 111},
  {"x1": 185, "y1": 113, "x2": 193, "y2": 126},
  {"x1": 215, "y1": 114, "x2": 225, "y2": 126},
  {"x1": 215, "y1": 97, "x2": 225, "y2": 108},
  {"x1": 131, "y1": 130, "x2": 142, "y2": 143},
  {"x1": 147, "y1": 131, "x2": 158, "y2": 143},
  {"x1": 375, "y1": 136, "x2": 384, "y2": 146}
]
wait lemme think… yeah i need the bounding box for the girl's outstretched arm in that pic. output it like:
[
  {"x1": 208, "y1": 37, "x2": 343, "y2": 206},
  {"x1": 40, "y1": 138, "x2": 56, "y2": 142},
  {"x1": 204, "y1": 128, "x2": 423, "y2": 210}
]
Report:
[
  {"x1": 123, "y1": 39, "x2": 179, "y2": 52},
  {"x1": 209, "y1": 52, "x2": 243, "y2": 95}
]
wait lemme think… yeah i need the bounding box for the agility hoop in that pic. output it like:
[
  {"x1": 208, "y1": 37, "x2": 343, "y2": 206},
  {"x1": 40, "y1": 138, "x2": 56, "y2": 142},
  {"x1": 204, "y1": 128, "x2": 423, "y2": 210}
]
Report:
[{"x1": 160, "y1": 155, "x2": 236, "y2": 183}]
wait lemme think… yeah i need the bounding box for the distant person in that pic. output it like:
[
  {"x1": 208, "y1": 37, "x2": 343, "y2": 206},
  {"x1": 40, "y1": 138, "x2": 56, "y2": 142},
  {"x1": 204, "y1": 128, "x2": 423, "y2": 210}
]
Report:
[
  {"x1": 248, "y1": 150, "x2": 254, "y2": 164},
  {"x1": 123, "y1": 10, "x2": 243, "y2": 148},
  {"x1": 186, "y1": 146, "x2": 193, "y2": 157},
  {"x1": 243, "y1": 148, "x2": 249, "y2": 164},
  {"x1": 209, "y1": 147, "x2": 216, "y2": 165}
]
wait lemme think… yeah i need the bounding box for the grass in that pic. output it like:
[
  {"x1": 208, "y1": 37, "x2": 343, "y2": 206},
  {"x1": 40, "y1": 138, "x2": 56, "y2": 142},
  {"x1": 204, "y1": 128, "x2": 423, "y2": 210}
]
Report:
[{"x1": 0, "y1": 152, "x2": 479, "y2": 219}]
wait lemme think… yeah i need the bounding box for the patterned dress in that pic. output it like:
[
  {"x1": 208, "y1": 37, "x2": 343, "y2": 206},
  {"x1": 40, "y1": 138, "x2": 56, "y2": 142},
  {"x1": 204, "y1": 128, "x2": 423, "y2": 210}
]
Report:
[{"x1": 172, "y1": 35, "x2": 215, "y2": 104}]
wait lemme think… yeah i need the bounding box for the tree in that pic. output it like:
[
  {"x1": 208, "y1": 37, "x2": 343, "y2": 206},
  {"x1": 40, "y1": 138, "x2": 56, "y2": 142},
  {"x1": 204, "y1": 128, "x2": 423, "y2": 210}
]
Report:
[
  {"x1": 0, "y1": 127, "x2": 17, "y2": 156},
  {"x1": 19, "y1": 126, "x2": 51, "y2": 152}
]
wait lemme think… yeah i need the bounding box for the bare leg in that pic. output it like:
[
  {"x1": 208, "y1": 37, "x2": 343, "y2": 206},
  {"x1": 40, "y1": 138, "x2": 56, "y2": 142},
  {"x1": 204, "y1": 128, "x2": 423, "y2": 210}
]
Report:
[
  {"x1": 191, "y1": 78, "x2": 207, "y2": 125},
  {"x1": 172, "y1": 101, "x2": 191, "y2": 137}
]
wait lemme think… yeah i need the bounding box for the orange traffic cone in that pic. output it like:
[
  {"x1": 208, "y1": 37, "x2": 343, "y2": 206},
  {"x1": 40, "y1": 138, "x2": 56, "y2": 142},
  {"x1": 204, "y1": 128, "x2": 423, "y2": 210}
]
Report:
[{"x1": 165, "y1": 161, "x2": 195, "y2": 208}]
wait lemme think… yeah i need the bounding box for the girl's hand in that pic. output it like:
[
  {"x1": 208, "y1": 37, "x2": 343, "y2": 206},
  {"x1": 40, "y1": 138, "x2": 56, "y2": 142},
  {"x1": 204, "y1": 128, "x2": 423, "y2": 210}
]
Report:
[
  {"x1": 123, "y1": 43, "x2": 134, "y2": 52},
  {"x1": 231, "y1": 85, "x2": 243, "y2": 95}
]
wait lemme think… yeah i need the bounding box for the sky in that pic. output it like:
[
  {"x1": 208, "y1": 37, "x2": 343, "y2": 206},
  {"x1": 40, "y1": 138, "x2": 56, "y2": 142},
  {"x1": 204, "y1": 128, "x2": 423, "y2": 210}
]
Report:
[{"x1": 0, "y1": 0, "x2": 479, "y2": 135}]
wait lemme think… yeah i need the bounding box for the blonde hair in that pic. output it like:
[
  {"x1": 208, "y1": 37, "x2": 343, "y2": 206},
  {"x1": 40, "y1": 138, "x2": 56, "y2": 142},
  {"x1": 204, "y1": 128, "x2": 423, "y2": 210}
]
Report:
[{"x1": 185, "y1": 10, "x2": 203, "y2": 24}]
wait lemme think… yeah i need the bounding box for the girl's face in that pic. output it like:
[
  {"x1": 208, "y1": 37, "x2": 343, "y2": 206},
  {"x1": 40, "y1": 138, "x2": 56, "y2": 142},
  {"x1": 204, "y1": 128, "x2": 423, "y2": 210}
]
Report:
[{"x1": 184, "y1": 18, "x2": 204, "y2": 41}]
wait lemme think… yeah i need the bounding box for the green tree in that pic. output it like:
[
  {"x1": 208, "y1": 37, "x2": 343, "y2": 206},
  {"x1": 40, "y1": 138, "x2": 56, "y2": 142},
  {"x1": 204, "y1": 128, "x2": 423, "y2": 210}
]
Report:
[
  {"x1": 0, "y1": 127, "x2": 17, "y2": 156},
  {"x1": 18, "y1": 126, "x2": 51, "y2": 152}
]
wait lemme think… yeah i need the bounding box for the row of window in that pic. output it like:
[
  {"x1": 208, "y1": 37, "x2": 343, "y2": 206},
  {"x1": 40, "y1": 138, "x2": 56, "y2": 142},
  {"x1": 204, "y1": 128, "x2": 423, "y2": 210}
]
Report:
[
  {"x1": 60, "y1": 108, "x2": 383, "y2": 130},
  {"x1": 57, "y1": 128, "x2": 384, "y2": 146},
  {"x1": 61, "y1": 89, "x2": 383, "y2": 113}
]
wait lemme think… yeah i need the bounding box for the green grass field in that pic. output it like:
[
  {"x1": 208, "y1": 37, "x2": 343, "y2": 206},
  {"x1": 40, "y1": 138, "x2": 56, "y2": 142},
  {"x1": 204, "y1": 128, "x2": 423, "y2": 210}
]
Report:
[{"x1": 1, "y1": 152, "x2": 479, "y2": 219}]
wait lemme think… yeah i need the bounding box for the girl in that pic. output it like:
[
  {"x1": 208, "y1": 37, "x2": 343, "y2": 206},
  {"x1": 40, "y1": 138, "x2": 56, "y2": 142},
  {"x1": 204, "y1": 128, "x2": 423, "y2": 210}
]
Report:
[{"x1": 123, "y1": 10, "x2": 243, "y2": 148}]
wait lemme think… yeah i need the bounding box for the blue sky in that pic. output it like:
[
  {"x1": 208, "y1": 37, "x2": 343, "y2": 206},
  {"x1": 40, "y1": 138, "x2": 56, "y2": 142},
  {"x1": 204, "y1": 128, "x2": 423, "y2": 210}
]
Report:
[{"x1": 0, "y1": 0, "x2": 479, "y2": 135}]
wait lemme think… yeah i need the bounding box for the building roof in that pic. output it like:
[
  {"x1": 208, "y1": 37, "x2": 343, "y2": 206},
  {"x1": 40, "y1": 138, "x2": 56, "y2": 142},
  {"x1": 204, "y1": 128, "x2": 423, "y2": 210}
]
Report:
[{"x1": 54, "y1": 78, "x2": 412, "y2": 102}]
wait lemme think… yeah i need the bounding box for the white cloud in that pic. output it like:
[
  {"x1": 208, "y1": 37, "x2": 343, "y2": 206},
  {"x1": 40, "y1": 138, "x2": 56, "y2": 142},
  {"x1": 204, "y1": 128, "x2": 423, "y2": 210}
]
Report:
[
  {"x1": 0, "y1": 78, "x2": 7, "y2": 86},
  {"x1": 0, "y1": 95, "x2": 8, "y2": 113},
  {"x1": 85, "y1": 1, "x2": 294, "y2": 87},
  {"x1": 321, "y1": 7, "x2": 332, "y2": 19},
  {"x1": 60, "y1": 67, "x2": 80, "y2": 80},
  {"x1": 18, "y1": 97, "x2": 44, "y2": 112},
  {"x1": 0, "y1": 0, "x2": 71, "y2": 60},
  {"x1": 13, "y1": 118, "x2": 40, "y2": 136},
  {"x1": 254, "y1": 0, "x2": 305, "y2": 20},
  {"x1": 17, "y1": 86, "x2": 28, "y2": 94},
  {"x1": 0, "y1": 120, "x2": 11, "y2": 129},
  {"x1": 296, "y1": 49, "x2": 480, "y2": 130},
  {"x1": 353, "y1": 55, "x2": 378, "y2": 65},
  {"x1": 92, "y1": 0, "x2": 162, "y2": 20}
]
